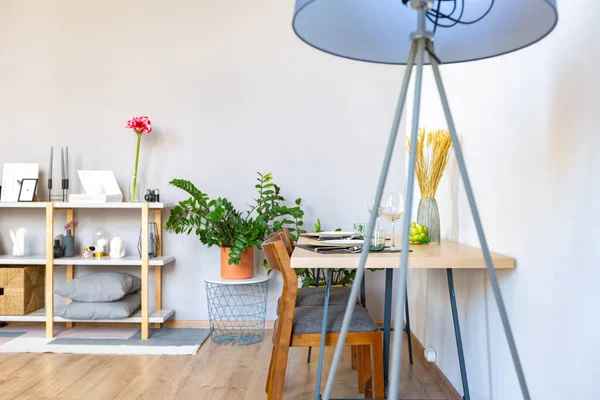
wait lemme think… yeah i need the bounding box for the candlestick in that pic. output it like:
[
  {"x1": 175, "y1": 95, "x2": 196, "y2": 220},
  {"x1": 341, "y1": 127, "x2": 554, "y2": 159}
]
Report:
[
  {"x1": 61, "y1": 146, "x2": 65, "y2": 180},
  {"x1": 49, "y1": 146, "x2": 53, "y2": 179}
]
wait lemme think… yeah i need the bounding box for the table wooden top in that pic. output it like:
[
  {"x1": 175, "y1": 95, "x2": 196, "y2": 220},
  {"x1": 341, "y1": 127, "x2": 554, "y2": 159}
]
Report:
[{"x1": 291, "y1": 236, "x2": 515, "y2": 270}]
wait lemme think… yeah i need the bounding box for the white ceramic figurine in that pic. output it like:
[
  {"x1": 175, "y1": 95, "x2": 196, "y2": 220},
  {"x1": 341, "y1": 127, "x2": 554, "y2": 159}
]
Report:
[{"x1": 109, "y1": 237, "x2": 125, "y2": 259}]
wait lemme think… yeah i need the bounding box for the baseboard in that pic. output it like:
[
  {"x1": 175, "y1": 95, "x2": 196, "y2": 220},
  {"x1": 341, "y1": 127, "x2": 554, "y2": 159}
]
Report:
[
  {"x1": 408, "y1": 331, "x2": 462, "y2": 400},
  {"x1": 165, "y1": 320, "x2": 276, "y2": 329},
  {"x1": 375, "y1": 320, "x2": 461, "y2": 400},
  {"x1": 7, "y1": 320, "x2": 276, "y2": 330}
]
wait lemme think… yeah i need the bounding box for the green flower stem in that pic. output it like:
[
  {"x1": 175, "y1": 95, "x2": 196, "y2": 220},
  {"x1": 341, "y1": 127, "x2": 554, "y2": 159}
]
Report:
[{"x1": 131, "y1": 131, "x2": 142, "y2": 202}]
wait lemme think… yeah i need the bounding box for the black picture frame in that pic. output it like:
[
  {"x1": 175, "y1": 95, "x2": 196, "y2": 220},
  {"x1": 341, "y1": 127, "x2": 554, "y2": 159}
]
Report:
[{"x1": 18, "y1": 178, "x2": 38, "y2": 202}]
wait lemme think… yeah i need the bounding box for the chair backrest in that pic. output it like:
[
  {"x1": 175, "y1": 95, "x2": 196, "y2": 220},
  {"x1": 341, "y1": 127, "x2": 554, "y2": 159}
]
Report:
[
  {"x1": 268, "y1": 228, "x2": 294, "y2": 256},
  {"x1": 263, "y1": 236, "x2": 298, "y2": 347},
  {"x1": 263, "y1": 236, "x2": 297, "y2": 297}
]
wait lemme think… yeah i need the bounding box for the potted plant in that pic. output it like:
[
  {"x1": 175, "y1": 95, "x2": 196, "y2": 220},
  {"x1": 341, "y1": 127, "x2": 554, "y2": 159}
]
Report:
[{"x1": 166, "y1": 172, "x2": 304, "y2": 279}]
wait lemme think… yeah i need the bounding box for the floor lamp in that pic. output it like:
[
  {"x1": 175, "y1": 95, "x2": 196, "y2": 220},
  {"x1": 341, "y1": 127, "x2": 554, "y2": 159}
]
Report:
[{"x1": 292, "y1": 1, "x2": 558, "y2": 399}]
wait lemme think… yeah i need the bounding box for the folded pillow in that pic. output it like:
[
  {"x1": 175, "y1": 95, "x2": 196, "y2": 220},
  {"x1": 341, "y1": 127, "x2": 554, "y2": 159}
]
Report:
[
  {"x1": 55, "y1": 272, "x2": 141, "y2": 302},
  {"x1": 56, "y1": 292, "x2": 141, "y2": 320}
]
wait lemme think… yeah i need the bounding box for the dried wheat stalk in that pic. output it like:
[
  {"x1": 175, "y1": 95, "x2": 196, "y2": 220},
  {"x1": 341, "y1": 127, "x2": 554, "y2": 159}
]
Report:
[{"x1": 406, "y1": 128, "x2": 453, "y2": 198}]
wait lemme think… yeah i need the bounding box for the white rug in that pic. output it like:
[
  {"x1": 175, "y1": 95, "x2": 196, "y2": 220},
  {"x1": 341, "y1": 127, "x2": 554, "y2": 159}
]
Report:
[{"x1": 0, "y1": 325, "x2": 210, "y2": 355}]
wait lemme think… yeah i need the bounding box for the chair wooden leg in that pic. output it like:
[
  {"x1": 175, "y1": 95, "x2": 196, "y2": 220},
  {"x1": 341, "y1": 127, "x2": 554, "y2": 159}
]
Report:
[
  {"x1": 361, "y1": 345, "x2": 373, "y2": 399},
  {"x1": 266, "y1": 325, "x2": 280, "y2": 394},
  {"x1": 269, "y1": 341, "x2": 291, "y2": 400},
  {"x1": 266, "y1": 342, "x2": 276, "y2": 393},
  {"x1": 371, "y1": 332, "x2": 385, "y2": 400},
  {"x1": 351, "y1": 345, "x2": 358, "y2": 370},
  {"x1": 356, "y1": 346, "x2": 365, "y2": 394}
]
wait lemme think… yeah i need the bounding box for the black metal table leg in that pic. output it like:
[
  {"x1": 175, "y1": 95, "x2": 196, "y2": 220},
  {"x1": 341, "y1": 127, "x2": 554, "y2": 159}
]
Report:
[
  {"x1": 447, "y1": 268, "x2": 471, "y2": 400},
  {"x1": 307, "y1": 268, "x2": 322, "y2": 364},
  {"x1": 360, "y1": 274, "x2": 367, "y2": 308},
  {"x1": 404, "y1": 290, "x2": 414, "y2": 365},
  {"x1": 383, "y1": 269, "x2": 393, "y2": 386},
  {"x1": 314, "y1": 269, "x2": 332, "y2": 400}
]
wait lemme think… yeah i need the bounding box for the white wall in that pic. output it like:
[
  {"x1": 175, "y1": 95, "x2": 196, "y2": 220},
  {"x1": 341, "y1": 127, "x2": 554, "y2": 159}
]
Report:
[
  {"x1": 0, "y1": 0, "x2": 407, "y2": 320},
  {"x1": 407, "y1": 2, "x2": 600, "y2": 399},
  {"x1": 1, "y1": 2, "x2": 598, "y2": 399}
]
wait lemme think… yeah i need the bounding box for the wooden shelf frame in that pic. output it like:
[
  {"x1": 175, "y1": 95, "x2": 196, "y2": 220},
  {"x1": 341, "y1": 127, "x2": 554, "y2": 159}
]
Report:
[{"x1": 0, "y1": 202, "x2": 175, "y2": 340}]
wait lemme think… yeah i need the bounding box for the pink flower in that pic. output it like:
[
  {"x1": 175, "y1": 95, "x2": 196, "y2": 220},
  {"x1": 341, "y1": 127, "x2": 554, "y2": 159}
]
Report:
[{"x1": 125, "y1": 116, "x2": 152, "y2": 134}]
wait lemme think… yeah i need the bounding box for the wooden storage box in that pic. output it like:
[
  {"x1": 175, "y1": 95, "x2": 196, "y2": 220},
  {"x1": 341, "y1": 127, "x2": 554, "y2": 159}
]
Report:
[{"x1": 0, "y1": 266, "x2": 44, "y2": 315}]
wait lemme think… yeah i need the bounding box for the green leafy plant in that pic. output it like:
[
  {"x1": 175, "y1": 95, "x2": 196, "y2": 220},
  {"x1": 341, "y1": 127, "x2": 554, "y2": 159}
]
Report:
[{"x1": 165, "y1": 172, "x2": 305, "y2": 265}]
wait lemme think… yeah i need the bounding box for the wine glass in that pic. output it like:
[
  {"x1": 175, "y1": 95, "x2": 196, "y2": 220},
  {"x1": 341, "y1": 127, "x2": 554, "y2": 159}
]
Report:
[
  {"x1": 382, "y1": 192, "x2": 404, "y2": 251},
  {"x1": 367, "y1": 199, "x2": 385, "y2": 232}
]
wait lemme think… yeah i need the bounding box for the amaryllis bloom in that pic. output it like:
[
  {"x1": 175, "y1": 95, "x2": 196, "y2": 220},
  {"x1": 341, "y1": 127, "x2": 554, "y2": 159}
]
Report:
[
  {"x1": 125, "y1": 116, "x2": 152, "y2": 134},
  {"x1": 127, "y1": 115, "x2": 153, "y2": 202}
]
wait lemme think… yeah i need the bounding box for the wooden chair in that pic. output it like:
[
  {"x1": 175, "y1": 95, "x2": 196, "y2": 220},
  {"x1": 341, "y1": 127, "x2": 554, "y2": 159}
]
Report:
[
  {"x1": 263, "y1": 236, "x2": 384, "y2": 399},
  {"x1": 269, "y1": 228, "x2": 414, "y2": 366},
  {"x1": 269, "y1": 229, "x2": 352, "y2": 307},
  {"x1": 269, "y1": 228, "x2": 357, "y2": 366}
]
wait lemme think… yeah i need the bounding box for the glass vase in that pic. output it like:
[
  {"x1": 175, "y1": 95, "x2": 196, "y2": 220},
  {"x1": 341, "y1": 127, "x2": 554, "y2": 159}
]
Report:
[
  {"x1": 129, "y1": 172, "x2": 143, "y2": 202},
  {"x1": 138, "y1": 222, "x2": 160, "y2": 258},
  {"x1": 417, "y1": 198, "x2": 441, "y2": 244}
]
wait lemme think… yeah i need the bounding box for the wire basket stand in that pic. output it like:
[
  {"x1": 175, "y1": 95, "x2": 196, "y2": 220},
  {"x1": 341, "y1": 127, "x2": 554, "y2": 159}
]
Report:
[{"x1": 205, "y1": 276, "x2": 269, "y2": 346}]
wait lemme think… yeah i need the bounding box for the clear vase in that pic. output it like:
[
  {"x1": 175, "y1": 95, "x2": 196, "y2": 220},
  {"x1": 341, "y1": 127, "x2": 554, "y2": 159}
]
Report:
[
  {"x1": 417, "y1": 198, "x2": 441, "y2": 244},
  {"x1": 129, "y1": 172, "x2": 143, "y2": 202},
  {"x1": 138, "y1": 222, "x2": 160, "y2": 258}
]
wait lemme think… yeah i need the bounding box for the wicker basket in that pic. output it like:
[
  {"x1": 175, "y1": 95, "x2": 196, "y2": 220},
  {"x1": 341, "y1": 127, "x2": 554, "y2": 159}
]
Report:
[{"x1": 0, "y1": 266, "x2": 45, "y2": 315}]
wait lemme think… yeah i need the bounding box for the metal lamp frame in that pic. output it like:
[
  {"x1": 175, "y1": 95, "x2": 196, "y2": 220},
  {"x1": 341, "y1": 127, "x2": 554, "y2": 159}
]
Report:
[{"x1": 321, "y1": 1, "x2": 531, "y2": 399}]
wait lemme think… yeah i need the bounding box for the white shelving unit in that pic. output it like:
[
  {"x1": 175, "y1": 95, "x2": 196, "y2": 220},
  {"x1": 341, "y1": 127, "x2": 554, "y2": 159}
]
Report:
[
  {"x1": 0, "y1": 202, "x2": 48, "y2": 208},
  {"x1": 0, "y1": 202, "x2": 175, "y2": 340},
  {"x1": 0, "y1": 308, "x2": 174, "y2": 324},
  {"x1": 53, "y1": 256, "x2": 175, "y2": 266},
  {"x1": 0, "y1": 255, "x2": 46, "y2": 265},
  {"x1": 52, "y1": 202, "x2": 173, "y2": 209}
]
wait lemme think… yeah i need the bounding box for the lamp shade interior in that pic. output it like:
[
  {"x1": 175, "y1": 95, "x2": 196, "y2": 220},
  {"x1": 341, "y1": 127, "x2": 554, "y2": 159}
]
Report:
[{"x1": 293, "y1": 0, "x2": 558, "y2": 64}]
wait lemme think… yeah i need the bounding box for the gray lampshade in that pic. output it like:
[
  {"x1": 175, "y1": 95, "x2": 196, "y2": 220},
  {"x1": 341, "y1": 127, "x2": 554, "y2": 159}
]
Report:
[{"x1": 293, "y1": 0, "x2": 558, "y2": 64}]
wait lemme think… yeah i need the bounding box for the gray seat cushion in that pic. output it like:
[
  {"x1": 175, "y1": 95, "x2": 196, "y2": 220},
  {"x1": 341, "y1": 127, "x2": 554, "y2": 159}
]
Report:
[
  {"x1": 296, "y1": 286, "x2": 352, "y2": 306},
  {"x1": 277, "y1": 287, "x2": 352, "y2": 313},
  {"x1": 291, "y1": 305, "x2": 379, "y2": 334}
]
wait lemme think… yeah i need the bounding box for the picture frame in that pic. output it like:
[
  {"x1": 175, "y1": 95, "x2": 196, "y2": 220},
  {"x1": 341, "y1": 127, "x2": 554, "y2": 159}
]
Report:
[
  {"x1": 18, "y1": 178, "x2": 38, "y2": 202},
  {"x1": 1, "y1": 163, "x2": 39, "y2": 202}
]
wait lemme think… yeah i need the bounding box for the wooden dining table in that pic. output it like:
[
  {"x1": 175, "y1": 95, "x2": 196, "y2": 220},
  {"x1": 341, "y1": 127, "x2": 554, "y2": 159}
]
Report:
[{"x1": 291, "y1": 235, "x2": 515, "y2": 400}]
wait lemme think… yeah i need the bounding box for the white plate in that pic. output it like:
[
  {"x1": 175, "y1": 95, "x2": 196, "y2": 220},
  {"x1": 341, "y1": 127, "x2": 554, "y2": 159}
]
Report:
[
  {"x1": 319, "y1": 239, "x2": 364, "y2": 246},
  {"x1": 316, "y1": 231, "x2": 355, "y2": 237}
]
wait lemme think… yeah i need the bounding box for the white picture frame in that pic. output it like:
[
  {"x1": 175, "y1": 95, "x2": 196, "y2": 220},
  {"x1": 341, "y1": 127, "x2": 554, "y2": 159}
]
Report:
[{"x1": 1, "y1": 163, "x2": 39, "y2": 202}]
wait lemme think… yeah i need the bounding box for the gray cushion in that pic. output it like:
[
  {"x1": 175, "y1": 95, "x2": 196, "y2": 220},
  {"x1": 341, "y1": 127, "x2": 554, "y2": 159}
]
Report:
[
  {"x1": 291, "y1": 305, "x2": 379, "y2": 334},
  {"x1": 296, "y1": 286, "x2": 352, "y2": 306},
  {"x1": 56, "y1": 292, "x2": 141, "y2": 320},
  {"x1": 277, "y1": 287, "x2": 352, "y2": 314},
  {"x1": 55, "y1": 272, "x2": 141, "y2": 302}
]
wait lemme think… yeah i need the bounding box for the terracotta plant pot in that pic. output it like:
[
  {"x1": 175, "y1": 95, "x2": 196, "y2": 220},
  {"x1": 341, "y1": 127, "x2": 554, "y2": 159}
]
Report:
[{"x1": 220, "y1": 247, "x2": 254, "y2": 279}]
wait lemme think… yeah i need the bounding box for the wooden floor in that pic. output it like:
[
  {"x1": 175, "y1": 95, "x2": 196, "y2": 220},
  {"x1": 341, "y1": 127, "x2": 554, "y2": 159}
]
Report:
[{"x1": 0, "y1": 332, "x2": 451, "y2": 399}]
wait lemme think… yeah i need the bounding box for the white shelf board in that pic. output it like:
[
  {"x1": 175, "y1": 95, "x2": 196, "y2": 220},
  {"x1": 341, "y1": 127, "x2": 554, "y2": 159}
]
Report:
[
  {"x1": 54, "y1": 255, "x2": 175, "y2": 266},
  {"x1": 0, "y1": 255, "x2": 46, "y2": 265},
  {"x1": 0, "y1": 308, "x2": 175, "y2": 323},
  {"x1": 52, "y1": 202, "x2": 173, "y2": 209},
  {"x1": 0, "y1": 202, "x2": 47, "y2": 209}
]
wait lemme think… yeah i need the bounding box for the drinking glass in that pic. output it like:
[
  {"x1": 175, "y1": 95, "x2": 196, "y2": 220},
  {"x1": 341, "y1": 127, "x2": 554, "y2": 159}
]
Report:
[
  {"x1": 353, "y1": 223, "x2": 367, "y2": 239},
  {"x1": 367, "y1": 199, "x2": 384, "y2": 231},
  {"x1": 370, "y1": 229, "x2": 386, "y2": 252},
  {"x1": 382, "y1": 192, "x2": 404, "y2": 251}
]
